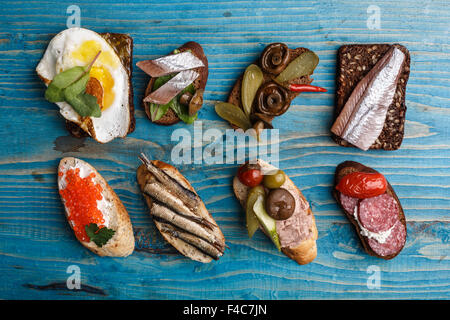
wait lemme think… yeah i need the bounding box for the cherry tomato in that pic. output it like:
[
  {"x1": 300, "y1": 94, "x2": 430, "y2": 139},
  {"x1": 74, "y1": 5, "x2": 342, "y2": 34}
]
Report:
[
  {"x1": 336, "y1": 172, "x2": 387, "y2": 199},
  {"x1": 238, "y1": 164, "x2": 263, "y2": 187}
]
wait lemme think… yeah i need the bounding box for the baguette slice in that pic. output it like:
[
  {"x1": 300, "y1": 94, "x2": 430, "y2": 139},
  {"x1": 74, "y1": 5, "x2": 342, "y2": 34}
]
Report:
[
  {"x1": 137, "y1": 160, "x2": 225, "y2": 263},
  {"x1": 58, "y1": 157, "x2": 135, "y2": 257},
  {"x1": 333, "y1": 161, "x2": 407, "y2": 259},
  {"x1": 233, "y1": 160, "x2": 318, "y2": 265},
  {"x1": 143, "y1": 41, "x2": 209, "y2": 125}
]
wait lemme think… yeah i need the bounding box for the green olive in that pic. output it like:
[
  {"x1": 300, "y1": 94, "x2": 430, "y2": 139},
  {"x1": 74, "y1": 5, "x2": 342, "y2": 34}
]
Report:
[{"x1": 263, "y1": 170, "x2": 286, "y2": 189}]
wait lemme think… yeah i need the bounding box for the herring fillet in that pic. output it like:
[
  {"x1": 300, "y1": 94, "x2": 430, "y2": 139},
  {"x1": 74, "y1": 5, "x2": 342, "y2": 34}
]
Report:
[
  {"x1": 136, "y1": 51, "x2": 205, "y2": 78},
  {"x1": 151, "y1": 203, "x2": 223, "y2": 250},
  {"x1": 330, "y1": 48, "x2": 395, "y2": 136},
  {"x1": 143, "y1": 70, "x2": 199, "y2": 105},
  {"x1": 331, "y1": 47, "x2": 406, "y2": 150},
  {"x1": 158, "y1": 223, "x2": 222, "y2": 260},
  {"x1": 144, "y1": 182, "x2": 216, "y2": 230},
  {"x1": 139, "y1": 154, "x2": 200, "y2": 210}
]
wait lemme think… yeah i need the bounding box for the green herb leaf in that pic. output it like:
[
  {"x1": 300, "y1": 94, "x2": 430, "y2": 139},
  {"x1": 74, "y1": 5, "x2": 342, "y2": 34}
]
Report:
[
  {"x1": 44, "y1": 51, "x2": 102, "y2": 118},
  {"x1": 45, "y1": 66, "x2": 86, "y2": 102},
  {"x1": 85, "y1": 223, "x2": 115, "y2": 247},
  {"x1": 149, "y1": 75, "x2": 198, "y2": 124},
  {"x1": 65, "y1": 72, "x2": 90, "y2": 96},
  {"x1": 65, "y1": 92, "x2": 101, "y2": 118}
]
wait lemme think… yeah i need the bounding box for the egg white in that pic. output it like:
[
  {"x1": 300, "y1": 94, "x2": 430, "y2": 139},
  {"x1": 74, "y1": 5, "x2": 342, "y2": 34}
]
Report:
[{"x1": 36, "y1": 28, "x2": 131, "y2": 143}]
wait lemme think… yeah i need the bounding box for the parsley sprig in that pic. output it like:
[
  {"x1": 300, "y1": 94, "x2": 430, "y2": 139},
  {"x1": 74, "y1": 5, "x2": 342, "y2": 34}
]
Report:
[{"x1": 85, "y1": 223, "x2": 115, "y2": 247}]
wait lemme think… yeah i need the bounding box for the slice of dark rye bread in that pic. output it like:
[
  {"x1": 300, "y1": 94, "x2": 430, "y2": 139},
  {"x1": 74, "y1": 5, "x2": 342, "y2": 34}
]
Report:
[
  {"x1": 143, "y1": 42, "x2": 209, "y2": 126},
  {"x1": 66, "y1": 33, "x2": 135, "y2": 138},
  {"x1": 333, "y1": 161, "x2": 407, "y2": 260},
  {"x1": 227, "y1": 47, "x2": 314, "y2": 124},
  {"x1": 333, "y1": 44, "x2": 410, "y2": 150}
]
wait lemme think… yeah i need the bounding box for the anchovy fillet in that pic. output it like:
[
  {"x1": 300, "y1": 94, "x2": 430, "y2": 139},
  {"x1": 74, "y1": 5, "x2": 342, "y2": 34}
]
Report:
[
  {"x1": 139, "y1": 153, "x2": 200, "y2": 210},
  {"x1": 331, "y1": 47, "x2": 405, "y2": 151},
  {"x1": 143, "y1": 70, "x2": 199, "y2": 105},
  {"x1": 136, "y1": 51, "x2": 205, "y2": 78},
  {"x1": 150, "y1": 203, "x2": 223, "y2": 250},
  {"x1": 144, "y1": 182, "x2": 215, "y2": 230},
  {"x1": 158, "y1": 222, "x2": 222, "y2": 260}
]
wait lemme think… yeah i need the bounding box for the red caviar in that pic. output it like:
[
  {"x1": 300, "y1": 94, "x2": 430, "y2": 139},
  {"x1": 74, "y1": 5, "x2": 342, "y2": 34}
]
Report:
[{"x1": 59, "y1": 168, "x2": 105, "y2": 242}]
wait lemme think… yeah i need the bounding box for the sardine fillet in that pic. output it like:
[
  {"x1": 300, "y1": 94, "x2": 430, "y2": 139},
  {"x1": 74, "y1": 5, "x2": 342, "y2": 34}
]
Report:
[
  {"x1": 139, "y1": 154, "x2": 200, "y2": 210},
  {"x1": 151, "y1": 203, "x2": 221, "y2": 248},
  {"x1": 144, "y1": 182, "x2": 216, "y2": 230},
  {"x1": 158, "y1": 223, "x2": 222, "y2": 260}
]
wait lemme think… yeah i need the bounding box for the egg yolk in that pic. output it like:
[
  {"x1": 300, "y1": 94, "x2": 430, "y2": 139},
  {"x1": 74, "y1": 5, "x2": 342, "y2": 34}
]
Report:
[
  {"x1": 59, "y1": 168, "x2": 105, "y2": 242},
  {"x1": 71, "y1": 40, "x2": 118, "y2": 68},
  {"x1": 71, "y1": 40, "x2": 117, "y2": 110}
]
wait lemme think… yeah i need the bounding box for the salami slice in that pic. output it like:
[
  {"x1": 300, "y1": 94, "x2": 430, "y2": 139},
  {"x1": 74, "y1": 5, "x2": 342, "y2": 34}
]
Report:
[
  {"x1": 367, "y1": 221, "x2": 406, "y2": 257},
  {"x1": 339, "y1": 193, "x2": 359, "y2": 215},
  {"x1": 358, "y1": 193, "x2": 398, "y2": 233}
]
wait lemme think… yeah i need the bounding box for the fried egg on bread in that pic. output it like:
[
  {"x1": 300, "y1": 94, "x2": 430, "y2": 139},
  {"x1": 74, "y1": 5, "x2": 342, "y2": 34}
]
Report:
[{"x1": 36, "y1": 28, "x2": 133, "y2": 143}]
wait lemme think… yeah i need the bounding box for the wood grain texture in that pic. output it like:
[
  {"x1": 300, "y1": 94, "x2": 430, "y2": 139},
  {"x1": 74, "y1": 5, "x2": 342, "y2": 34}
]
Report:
[{"x1": 0, "y1": 0, "x2": 449, "y2": 299}]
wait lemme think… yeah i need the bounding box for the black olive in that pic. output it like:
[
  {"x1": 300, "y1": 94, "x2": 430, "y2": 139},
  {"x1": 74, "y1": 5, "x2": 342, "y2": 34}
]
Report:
[{"x1": 266, "y1": 188, "x2": 295, "y2": 220}]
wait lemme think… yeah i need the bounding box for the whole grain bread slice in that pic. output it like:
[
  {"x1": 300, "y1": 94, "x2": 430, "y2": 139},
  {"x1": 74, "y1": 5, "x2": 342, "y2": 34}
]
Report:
[
  {"x1": 66, "y1": 33, "x2": 135, "y2": 138},
  {"x1": 143, "y1": 41, "x2": 209, "y2": 125},
  {"x1": 333, "y1": 161, "x2": 407, "y2": 259},
  {"x1": 227, "y1": 47, "x2": 314, "y2": 126},
  {"x1": 333, "y1": 44, "x2": 410, "y2": 150}
]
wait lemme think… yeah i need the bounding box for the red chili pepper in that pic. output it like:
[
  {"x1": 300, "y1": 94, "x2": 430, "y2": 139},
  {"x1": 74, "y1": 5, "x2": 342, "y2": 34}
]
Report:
[
  {"x1": 237, "y1": 164, "x2": 263, "y2": 187},
  {"x1": 336, "y1": 172, "x2": 387, "y2": 199},
  {"x1": 288, "y1": 84, "x2": 327, "y2": 93}
]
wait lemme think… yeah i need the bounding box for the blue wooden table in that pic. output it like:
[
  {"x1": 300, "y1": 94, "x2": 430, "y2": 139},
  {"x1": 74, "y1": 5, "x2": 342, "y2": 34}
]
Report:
[{"x1": 0, "y1": 0, "x2": 449, "y2": 300}]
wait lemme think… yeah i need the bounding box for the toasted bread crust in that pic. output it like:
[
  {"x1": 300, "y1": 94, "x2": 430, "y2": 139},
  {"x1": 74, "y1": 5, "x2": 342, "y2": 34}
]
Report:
[
  {"x1": 136, "y1": 161, "x2": 225, "y2": 263},
  {"x1": 58, "y1": 157, "x2": 135, "y2": 257},
  {"x1": 143, "y1": 41, "x2": 209, "y2": 125},
  {"x1": 232, "y1": 161, "x2": 318, "y2": 265},
  {"x1": 333, "y1": 161, "x2": 407, "y2": 259}
]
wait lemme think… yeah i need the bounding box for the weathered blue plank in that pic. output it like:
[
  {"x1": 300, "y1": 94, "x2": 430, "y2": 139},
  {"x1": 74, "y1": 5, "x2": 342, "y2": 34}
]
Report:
[{"x1": 0, "y1": 0, "x2": 449, "y2": 299}]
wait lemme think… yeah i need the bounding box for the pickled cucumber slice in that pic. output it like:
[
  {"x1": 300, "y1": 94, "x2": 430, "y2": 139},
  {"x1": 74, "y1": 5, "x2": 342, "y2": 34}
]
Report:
[
  {"x1": 275, "y1": 51, "x2": 319, "y2": 84},
  {"x1": 241, "y1": 64, "x2": 263, "y2": 117},
  {"x1": 215, "y1": 102, "x2": 252, "y2": 130},
  {"x1": 245, "y1": 186, "x2": 265, "y2": 238},
  {"x1": 253, "y1": 195, "x2": 281, "y2": 251}
]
